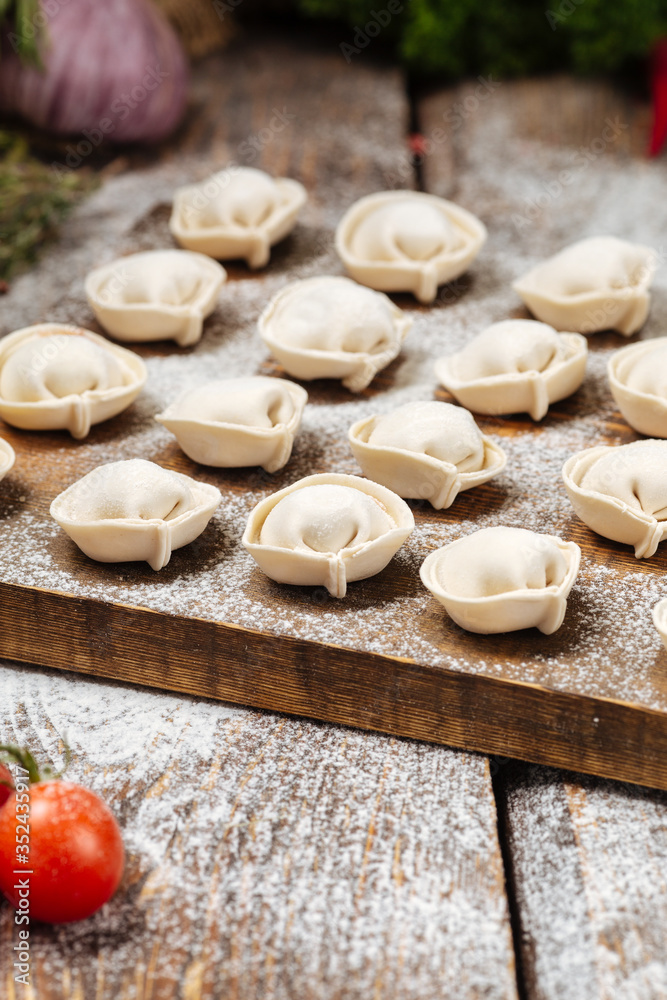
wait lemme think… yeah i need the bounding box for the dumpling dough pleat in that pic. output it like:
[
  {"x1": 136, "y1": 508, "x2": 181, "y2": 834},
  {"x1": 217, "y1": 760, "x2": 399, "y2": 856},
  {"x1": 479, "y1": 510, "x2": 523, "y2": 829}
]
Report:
[
  {"x1": 350, "y1": 201, "x2": 461, "y2": 262},
  {"x1": 436, "y1": 527, "x2": 568, "y2": 599},
  {"x1": 193, "y1": 169, "x2": 280, "y2": 230},
  {"x1": 260, "y1": 485, "x2": 393, "y2": 554},
  {"x1": 172, "y1": 379, "x2": 294, "y2": 429},
  {"x1": 579, "y1": 441, "x2": 667, "y2": 520},
  {"x1": 451, "y1": 321, "x2": 566, "y2": 381},
  {"x1": 272, "y1": 280, "x2": 398, "y2": 356},
  {"x1": 367, "y1": 401, "x2": 485, "y2": 472},
  {"x1": 0, "y1": 335, "x2": 128, "y2": 402}
]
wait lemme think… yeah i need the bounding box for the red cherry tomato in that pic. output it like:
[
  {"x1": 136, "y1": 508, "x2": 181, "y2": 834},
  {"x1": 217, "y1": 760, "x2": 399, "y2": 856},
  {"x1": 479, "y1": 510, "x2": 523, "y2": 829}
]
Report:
[
  {"x1": 0, "y1": 764, "x2": 13, "y2": 808},
  {"x1": 0, "y1": 781, "x2": 124, "y2": 923}
]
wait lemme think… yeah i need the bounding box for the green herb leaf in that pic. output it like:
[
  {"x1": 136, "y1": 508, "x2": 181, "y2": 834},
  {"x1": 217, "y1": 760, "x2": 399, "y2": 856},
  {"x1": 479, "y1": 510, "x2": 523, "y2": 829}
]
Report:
[{"x1": 0, "y1": 130, "x2": 98, "y2": 283}]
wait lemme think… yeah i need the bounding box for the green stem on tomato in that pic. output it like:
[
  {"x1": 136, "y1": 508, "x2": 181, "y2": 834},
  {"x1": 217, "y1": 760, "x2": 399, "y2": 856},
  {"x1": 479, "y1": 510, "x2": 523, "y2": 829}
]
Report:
[{"x1": 0, "y1": 742, "x2": 71, "y2": 783}]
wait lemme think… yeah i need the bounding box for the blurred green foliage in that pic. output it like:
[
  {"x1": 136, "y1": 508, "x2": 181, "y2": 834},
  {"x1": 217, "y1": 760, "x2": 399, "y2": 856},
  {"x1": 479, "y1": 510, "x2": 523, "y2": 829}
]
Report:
[
  {"x1": 0, "y1": 0, "x2": 43, "y2": 64},
  {"x1": 0, "y1": 132, "x2": 97, "y2": 283},
  {"x1": 300, "y1": 0, "x2": 667, "y2": 77}
]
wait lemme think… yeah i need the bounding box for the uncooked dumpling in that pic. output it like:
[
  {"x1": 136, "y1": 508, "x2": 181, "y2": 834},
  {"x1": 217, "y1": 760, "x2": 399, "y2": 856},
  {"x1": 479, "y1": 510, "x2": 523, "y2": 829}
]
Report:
[
  {"x1": 0, "y1": 324, "x2": 146, "y2": 439},
  {"x1": 0, "y1": 438, "x2": 15, "y2": 482},
  {"x1": 608, "y1": 339, "x2": 667, "y2": 437},
  {"x1": 259, "y1": 276, "x2": 411, "y2": 392},
  {"x1": 349, "y1": 400, "x2": 506, "y2": 508},
  {"x1": 435, "y1": 319, "x2": 587, "y2": 420},
  {"x1": 420, "y1": 526, "x2": 581, "y2": 634},
  {"x1": 652, "y1": 597, "x2": 667, "y2": 652},
  {"x1": 50, "y1": 459, "x2": 221, "y2": 570},
  {"x1": 513, "y1": 236, "x2": 657, "y2": 335},
  {"x1": 156, "y1": 376, "x2": 308, "y2": 471},
  {"x1": 243, "y1": 472, "x2": 414, "y2": 597},
  {"x1": 335, "y1": 191, "x2": 487, "y2": 304},
  {"x1": 170, "y1": 166, "x2": 307, "y2": 268},
  {"x1": 563, "y1": 440, "x2": 667, "y2": 557},
  {"x1": 85, "y1": 249, "x2": 226, "y2": 347}
]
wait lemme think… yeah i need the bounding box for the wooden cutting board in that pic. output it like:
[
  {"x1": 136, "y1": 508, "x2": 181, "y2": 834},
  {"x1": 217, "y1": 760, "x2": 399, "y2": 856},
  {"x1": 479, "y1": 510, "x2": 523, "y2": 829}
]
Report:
[{"x1": 2, "y1": 50, "x2": 667, "y2": 793}]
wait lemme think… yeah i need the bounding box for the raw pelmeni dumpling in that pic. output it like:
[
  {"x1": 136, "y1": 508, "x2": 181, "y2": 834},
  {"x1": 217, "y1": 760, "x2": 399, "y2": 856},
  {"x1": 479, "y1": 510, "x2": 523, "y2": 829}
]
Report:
[
  {"x1": 348, "y1": 400, "x2": 506, "y2": 509},
  {"x1": 608, "y1": 339, "x2": 667, "y2": 437},
  {"x1": 420, "y1": 526, "x2": 581, "y2": 634},
  {"x1": 0, "y1": 437, "x2": 15, "y2": 481},
  {"x1": 562, "y1": 440, "x2": 667, "y2": 557},
  {"x1": 336, "y1": 190, "x2": 486, "y2": 303},
  {"x1": 259, "y1": 276, "x2": 411, "y2": 392},
  {"x1": 50, "y1": 459, "x2": 221, "y2": 571},
  {"x1": 169, "y1": 166, "x2": 307, "y2": 268},
  {"x1": 0, "y1": 324, "x2": 147, "y2": 439},
  {"x1": 435, "y1": 319, "x2": 587, "y2": 420},
  {"x1": 513, "y1": 236, "x2": 657, "y2": 335},
  {"x1": 243, "y1": 473, "x2": 414, "y2": 598},
  {"x1": 156, "y1": 376, "x2": 308, "y2": 471},
  {"x1": 85, "y1": 250, "x2": 226, "y2": 347}
]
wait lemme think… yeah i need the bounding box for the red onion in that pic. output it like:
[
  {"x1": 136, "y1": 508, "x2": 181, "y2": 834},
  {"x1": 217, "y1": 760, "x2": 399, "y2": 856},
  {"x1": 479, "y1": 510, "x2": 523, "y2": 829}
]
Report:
[{"x1": 0, "y1": 0, "x2": 189, "y2": 143}]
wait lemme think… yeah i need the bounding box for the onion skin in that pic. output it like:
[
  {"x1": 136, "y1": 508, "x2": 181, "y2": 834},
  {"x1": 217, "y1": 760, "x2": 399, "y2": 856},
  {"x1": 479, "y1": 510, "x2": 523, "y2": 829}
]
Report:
[{"x1": 0, "y1": 0, "x2": 189, "y2": 142}]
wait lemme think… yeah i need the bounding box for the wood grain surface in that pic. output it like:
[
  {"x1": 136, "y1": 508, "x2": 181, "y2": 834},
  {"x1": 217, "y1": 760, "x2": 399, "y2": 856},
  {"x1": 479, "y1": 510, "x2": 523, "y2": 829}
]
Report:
[
  {"x1": 2, "y1": 47, "x2": 667, "y2": 789},
  {"x1": 0, "y1": 32, "x2": 518, "y2": 1000},
  {"x1": 499, "y1": 763, "x2": 667, "y2": 1000},
  {"x1": 0, "y1": 661, "x2": 517, "y2": 1000}
]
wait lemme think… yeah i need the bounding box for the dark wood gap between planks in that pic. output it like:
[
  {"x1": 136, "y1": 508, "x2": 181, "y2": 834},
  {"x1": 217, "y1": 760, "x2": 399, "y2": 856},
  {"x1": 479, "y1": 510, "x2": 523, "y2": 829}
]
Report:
[{"x1": 492, "y1": 761, "x2": 532, "y2": 1000}]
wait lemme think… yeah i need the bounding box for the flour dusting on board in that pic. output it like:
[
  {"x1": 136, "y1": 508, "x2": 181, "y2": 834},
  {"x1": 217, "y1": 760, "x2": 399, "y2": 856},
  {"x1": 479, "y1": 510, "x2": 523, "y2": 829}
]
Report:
[{"x1": 2, "y1": 114, "x2": 667, "y2": 717}]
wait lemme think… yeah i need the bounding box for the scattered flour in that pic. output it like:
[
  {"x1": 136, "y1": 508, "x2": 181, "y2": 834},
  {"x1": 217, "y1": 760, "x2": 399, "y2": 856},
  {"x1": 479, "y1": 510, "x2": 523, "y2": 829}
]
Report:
[{"x1": 2, "y1": 162, "x2": 667, "y2": 713}]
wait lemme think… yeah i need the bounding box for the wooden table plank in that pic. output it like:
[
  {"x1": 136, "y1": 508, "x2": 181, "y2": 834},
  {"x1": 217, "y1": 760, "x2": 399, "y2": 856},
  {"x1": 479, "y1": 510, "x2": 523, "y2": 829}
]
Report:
[
  {"x1": 0, "y1": 660, "x2": 518, "y2": 1000},
  {"x1": 4, "y1": 61, "x2": 667, "y2": 788},
  {"x1": 1, "y1": 35, "x2": 517, "y2": 1000},
  {"x1": 0, "y1": 64, "x2": 667, "y2": 786},
  {"x1": 419, "y1": 73, "x2": 667, "y2": 999}
]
